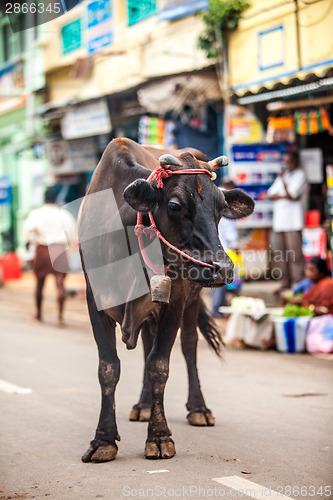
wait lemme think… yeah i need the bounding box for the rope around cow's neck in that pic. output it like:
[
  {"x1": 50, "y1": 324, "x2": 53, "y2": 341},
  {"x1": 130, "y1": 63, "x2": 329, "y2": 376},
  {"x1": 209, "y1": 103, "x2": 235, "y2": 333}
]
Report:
[{"x1": 134, "y1": 166, "x2": 216, "y2": 275}]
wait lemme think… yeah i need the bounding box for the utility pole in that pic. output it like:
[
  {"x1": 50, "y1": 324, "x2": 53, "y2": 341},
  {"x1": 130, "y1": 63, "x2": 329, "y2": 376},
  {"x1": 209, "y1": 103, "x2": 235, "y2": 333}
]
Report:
[
  {"x1": 25, "y1": 24, "x2": 35, "y2": 139},
  {"x1": 294, "y1": 0, "x2": 302, "y2": 70}
]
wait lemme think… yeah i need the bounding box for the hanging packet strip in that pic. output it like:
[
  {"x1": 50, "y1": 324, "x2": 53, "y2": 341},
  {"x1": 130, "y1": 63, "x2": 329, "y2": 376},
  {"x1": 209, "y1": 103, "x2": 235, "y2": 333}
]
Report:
[
  {"x1": 320, "y1": 107, "x2": 330, "y2": 130},
  {"x1": 309, "y1": 110, "x2": 319, "y2": 134}
]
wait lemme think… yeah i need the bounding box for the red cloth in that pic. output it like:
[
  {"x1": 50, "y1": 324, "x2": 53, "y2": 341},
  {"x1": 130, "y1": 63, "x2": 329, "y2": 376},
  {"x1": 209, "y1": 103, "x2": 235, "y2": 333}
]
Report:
[{"x1": 302, "y1": 276, "x2": 333, "y2": 314}]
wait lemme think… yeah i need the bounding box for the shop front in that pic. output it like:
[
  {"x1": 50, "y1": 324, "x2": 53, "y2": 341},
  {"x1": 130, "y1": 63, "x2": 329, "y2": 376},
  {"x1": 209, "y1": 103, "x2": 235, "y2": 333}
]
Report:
[
  {"x1": 135, "y1": 69, "x2": 225, "y2": 185},
  {"x1": 229, "y1": 73, "x2": 333, "y2": 279},
  {"x1": 101, "y1": 69, "x2": 226, "y2": 183},
  {"x1": 39, "y1": 97, "x2": 113, "y2": 213}
]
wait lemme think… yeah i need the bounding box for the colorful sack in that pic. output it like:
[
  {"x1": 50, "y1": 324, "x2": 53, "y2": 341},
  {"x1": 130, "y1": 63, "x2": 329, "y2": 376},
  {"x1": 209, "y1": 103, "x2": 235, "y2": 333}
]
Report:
[{"x1": 306, "y1": 315, "x2": 333, "y2": 354}]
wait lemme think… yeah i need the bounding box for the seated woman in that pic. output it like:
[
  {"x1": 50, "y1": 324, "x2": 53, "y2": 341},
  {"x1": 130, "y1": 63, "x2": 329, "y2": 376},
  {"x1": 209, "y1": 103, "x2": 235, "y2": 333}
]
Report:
[
  {"x1": 290, "y1": 257, "x2": 333, "y2": 315},
  {"x1": 280, "y1": 276, "x2": 313, "y2": 304}
]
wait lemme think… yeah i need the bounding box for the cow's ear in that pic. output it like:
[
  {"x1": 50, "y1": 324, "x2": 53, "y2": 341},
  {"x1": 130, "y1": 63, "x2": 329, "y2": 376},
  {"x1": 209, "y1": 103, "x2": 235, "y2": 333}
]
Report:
[
  {"x1": 124, "y1": 179, "x2": 160, "y2": 212},
  {"x1": 223, "y1": 189, "x2": 255, "y2": 220}
]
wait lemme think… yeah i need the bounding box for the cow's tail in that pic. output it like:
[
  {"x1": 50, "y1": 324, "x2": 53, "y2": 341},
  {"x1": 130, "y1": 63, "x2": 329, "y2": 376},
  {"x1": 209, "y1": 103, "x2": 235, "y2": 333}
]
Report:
[{"x1": 198, "y1": 298, "x2": 223, "y2": 357}]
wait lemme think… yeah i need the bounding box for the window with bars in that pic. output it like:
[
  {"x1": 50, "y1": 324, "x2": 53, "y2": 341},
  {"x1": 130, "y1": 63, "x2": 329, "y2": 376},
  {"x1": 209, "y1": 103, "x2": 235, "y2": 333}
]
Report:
[
  {"x1": 127, "y1": 0, "x2": 156, "y2": 26},
  {"x1": 62, "y1": 18, "x2": 82, "y2": 55},
  {"x1": 0, "y1": 16, "x2": 25, "y2": 65}
]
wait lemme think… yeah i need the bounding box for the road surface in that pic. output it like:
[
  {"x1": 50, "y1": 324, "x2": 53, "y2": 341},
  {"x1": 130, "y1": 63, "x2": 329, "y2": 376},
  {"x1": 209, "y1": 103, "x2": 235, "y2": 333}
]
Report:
[{"x1": 0, "y1": 276, "x2": 332, "y2": 499}]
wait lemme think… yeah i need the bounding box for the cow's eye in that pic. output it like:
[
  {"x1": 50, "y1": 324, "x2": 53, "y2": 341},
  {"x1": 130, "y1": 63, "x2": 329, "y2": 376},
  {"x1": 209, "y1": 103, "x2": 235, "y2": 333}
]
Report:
[{"x1": 168, "y1": 197, "x2": 181, "y2": 214}]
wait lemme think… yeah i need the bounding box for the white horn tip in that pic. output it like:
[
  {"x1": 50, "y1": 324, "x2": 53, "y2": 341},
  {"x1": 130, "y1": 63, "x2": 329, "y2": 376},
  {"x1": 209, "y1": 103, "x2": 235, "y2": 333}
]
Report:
[
  {"x1": 208, "y1": 155, "x2": 229, "y2": 171},
  {"x1": 159, "y1": 154, "x2": 182, "y2": 168},
  {"x1": 219, "y1": 155, "x2": 229, "y2": 166}
]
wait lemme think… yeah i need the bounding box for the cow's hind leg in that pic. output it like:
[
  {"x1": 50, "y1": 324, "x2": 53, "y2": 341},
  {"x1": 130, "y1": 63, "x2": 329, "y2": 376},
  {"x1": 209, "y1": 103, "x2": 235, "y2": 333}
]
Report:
[
  {"x1": 181, "y1": 297, "x2": 215, "y2": 427},
  {"x1": 82, "y1": 285, "x2": 120, "y2": 463},
  {"x1": 129, "y1": 321, "x2": 154, "y2": 422}
]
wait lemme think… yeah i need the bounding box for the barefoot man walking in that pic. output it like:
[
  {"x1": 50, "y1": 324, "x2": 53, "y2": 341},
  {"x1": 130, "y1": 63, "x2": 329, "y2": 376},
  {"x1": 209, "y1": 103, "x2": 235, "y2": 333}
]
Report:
[{"x1": 24, "y1": 187, "x2": 77, "y2": 326}]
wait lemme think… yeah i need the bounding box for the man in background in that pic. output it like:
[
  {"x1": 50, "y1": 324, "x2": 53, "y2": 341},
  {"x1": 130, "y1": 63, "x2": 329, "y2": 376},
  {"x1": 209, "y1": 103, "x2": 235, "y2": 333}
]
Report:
[
  {"x1": 24, "y1": 188, "x2": 77, "y2": 326},
  {"x1": 267, "y1": 151, "x2": 308, "y2": 291}
]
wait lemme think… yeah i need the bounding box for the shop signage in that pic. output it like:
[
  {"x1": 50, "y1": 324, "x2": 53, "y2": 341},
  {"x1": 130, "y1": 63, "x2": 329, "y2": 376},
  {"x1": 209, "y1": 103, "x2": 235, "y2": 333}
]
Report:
[
  {"x1": 128, "y1": 0, "x2": 156, "y2": 25},
  {"x1": 62, "y1": 18, "x2": 82, "y2": 55},
  {"x1": 300, "y1": 148, "x2": 323, "y2": 184},
  {"x1": 0, "y1": 177, "x2": 12, "y2": 206},
  {"x1": 45, "y1": 138, "x2": 97, "y2": 174},
  {"x1": 87, "y1": 0, "x2": 113, "y2": 54},
  {"x1": 326, "y1": 165, "x2": 333, "y2": 218},
  {"x1": 159, "y1": 0, "x2": 208, "y2": 21},
  {"x1": 303, "y1": 228, "x2": 327, "y2": 260},
  {"x1": 231, "y1": 144, "x2": 290, "y2": 229},
  {"x1": 0, "y1": 61, "x2": 25, "y2": 115},
  {"x1": 227, "y1": 105, "x2": 263, "y2": 144},
  {"x1": 61, "y1": 99, "x2": 111, "y2": 139},
  {"x1": 232, "y1": 144, "x2": 289, "y2": 164},
  {"x1": 327, "y1": 165, "x2": 333, "y2": 189}
]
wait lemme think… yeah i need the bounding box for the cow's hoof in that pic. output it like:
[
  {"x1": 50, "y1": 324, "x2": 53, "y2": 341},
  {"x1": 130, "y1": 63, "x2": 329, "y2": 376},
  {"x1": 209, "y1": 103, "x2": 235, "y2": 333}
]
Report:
[
  {"x1": 187, "y1": 409, "x2": 215, "y2": 427},
  {"x1": 129, "y1": 404, "x2": 151, "y2": 422},
  {"x1": 145, "y1": 438, "x2": 176, "y2": 459},
  {"x1": 82, "y1": 442, "x2": 118, "y2": 463}
]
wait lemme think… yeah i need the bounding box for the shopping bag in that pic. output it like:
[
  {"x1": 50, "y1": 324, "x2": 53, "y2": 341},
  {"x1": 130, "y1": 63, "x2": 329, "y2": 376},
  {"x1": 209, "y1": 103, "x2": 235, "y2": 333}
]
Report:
[{"x1": 306, "y1": 315, "x2": 333, "y2": 354}]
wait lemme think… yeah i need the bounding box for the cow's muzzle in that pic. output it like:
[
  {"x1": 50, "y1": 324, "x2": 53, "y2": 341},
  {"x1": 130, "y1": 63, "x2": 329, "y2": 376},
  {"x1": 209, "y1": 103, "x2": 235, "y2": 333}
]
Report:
[{"x1": 187, "y1": 257, "x2": 234, "y2": 287}]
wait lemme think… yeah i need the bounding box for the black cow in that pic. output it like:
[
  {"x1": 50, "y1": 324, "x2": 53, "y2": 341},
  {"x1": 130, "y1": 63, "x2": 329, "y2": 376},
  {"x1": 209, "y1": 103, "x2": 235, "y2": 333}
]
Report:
[{"x1": 78, "y1": 138, "x2": 254, "y2": 462}]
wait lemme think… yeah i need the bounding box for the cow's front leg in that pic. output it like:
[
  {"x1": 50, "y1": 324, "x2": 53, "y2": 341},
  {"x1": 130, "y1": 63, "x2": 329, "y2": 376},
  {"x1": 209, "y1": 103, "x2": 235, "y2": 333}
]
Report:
[
  {"x1": 144, "y1": 301, "x2": 183, "y2": 459},
  {"x1": 82, "y1": 286, "x2": 120, "y2": 463}
]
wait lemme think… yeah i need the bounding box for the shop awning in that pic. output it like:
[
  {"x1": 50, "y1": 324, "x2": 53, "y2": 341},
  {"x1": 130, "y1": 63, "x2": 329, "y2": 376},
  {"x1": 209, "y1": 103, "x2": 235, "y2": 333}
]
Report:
[
  {"x1": 232, "y1": 62, "x2": 333, "y2": 96},
  {"x1": 237, "y1": 76, "x2": 333, "y2": 105},
  {"x1": 137, "y1": 73, "x2": 222, "y2": 115}
]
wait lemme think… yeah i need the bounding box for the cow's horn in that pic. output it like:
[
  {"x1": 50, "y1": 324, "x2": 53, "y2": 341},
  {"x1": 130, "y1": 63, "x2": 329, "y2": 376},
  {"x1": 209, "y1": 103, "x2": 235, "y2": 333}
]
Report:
[
  {"x1": 208, "y1": 155, "x2": 229, "y2": 171},
  {"x1": 159, "y1": 154, "x2": 182, "y2": 168}
]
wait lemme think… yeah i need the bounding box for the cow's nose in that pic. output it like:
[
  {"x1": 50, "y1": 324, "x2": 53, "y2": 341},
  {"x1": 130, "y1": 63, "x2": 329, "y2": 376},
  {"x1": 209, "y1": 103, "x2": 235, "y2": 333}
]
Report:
[
  {"x1": 212, "y1": 261, "x2": 223, "y2": 273},
  {"x1": 212, "y1": 259, "x2": 234, "y2": 283}
]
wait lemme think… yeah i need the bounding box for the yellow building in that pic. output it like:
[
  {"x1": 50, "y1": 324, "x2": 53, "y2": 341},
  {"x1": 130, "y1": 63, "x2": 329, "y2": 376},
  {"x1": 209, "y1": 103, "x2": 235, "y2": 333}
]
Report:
[
  {"x1": 226, "y1": 0, "x2": 333, "y2": 276},
  {"x1": 229, "y1": 0, "x2": 333, "y2": 95},
  {"x1": 42, "y1": 0, "x2": 211, "y2": 103},
  {"x1": 226, "y1": 0, "x2": 333, "y2": 173}
]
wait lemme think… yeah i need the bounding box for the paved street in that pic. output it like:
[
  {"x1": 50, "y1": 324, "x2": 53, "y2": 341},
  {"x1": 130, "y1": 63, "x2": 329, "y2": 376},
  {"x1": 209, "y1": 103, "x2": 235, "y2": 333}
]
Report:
[{"x1": 0, "y1": 275, "x2": 332, "y2": 499}]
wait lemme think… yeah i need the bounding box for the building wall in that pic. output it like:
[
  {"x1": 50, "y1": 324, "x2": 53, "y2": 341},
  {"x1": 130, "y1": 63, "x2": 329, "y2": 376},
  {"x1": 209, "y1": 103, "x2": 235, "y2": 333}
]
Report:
[
  {"x1": 299, "y1": 0, "x2": 333, "y2": 71},
  {"x1": 0, "y1": 16, "x2": 47, "y2": 254},
  {"x1": 41, "y1": 0, "x2": 210, "y2": 103},
  {"x1": 228, "y1": 0, "x2": 333, "y2": 94}
]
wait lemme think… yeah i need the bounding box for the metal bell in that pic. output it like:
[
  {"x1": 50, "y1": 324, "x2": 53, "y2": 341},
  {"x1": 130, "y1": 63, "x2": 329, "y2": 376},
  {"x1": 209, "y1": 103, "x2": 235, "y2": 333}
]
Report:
[{"x1": 150, "y1": 275, "x2": 171, "y2": 304}]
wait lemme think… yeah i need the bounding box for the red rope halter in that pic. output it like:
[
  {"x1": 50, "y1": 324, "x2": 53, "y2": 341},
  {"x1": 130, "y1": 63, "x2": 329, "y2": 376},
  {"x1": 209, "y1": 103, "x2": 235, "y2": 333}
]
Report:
[{"x1": 134, "y1": 165, "x2": 216, "y2": 274}]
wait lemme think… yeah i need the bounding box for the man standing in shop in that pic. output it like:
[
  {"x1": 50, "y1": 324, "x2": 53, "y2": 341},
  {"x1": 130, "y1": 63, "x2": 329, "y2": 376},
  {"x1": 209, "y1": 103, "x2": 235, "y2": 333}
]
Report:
[{"x1": 267, "y1": 151, "x2": 308, "y2": 291}]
